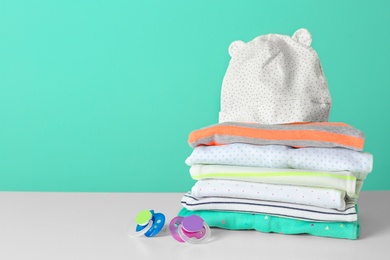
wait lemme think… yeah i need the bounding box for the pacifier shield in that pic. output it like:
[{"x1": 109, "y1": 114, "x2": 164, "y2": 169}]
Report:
[{"x1": 169, "y1": 216, "x2": 185, "y2": 242}]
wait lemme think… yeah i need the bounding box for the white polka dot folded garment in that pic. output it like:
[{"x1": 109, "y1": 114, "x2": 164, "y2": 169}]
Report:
[
  {"x1": 185, "y1": 143, "x2": 373, "y2": 179},
  {"x1": 191, "y1": 179, "x2": 347, "y2": 211}
]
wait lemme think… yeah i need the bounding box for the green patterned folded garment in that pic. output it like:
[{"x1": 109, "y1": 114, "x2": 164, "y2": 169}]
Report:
[{"x1": 178, "y1": 207, "x2": 360, "y2": 240}]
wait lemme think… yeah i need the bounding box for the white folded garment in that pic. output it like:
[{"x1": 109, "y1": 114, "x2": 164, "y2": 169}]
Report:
[
  {"x1": 192, "y1": 179, "x2": 348, "y2": 210},
  {"x1": 190, "y1": 164, "x2": 362, "y2": 199},
  {"x1": 186, "y1": 144, "x2": 373, "y2": 179},
  {"x1": 181, "y1": 193, "x2": 358, "y2": 222}
]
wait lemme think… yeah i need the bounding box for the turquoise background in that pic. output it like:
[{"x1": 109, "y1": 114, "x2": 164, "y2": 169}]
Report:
[{"x1": 0, "y1": 0, "x2": 388, "y2": 192}]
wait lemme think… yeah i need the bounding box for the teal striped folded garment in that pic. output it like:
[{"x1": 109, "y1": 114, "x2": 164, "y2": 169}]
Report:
[{"x1": 178, "y1": 208, "x2": 360, "y2": 240}]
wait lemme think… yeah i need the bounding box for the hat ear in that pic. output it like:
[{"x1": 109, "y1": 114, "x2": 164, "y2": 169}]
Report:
[
  {"x1": 292, "y1": 28, "x2": 312, "y2": 46},
  {"x1": 228, "y1": 40, "x2": 245, "y2": 57}
]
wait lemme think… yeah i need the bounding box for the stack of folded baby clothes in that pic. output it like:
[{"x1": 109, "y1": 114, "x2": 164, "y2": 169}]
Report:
[{"x1": 178, "y1": 29, "x2": 374, "y2": 240}]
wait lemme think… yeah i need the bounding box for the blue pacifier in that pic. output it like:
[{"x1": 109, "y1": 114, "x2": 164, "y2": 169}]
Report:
[{"x1": 129, "y1": 209, "x2": 165, "y2": 238}]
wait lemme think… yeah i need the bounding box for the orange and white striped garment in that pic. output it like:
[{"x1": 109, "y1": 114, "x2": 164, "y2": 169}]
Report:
[{"x1": 188, "y1": 122, "x2": 365, "y2": 151}]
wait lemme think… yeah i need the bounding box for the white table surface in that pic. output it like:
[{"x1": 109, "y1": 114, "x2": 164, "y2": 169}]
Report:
[{"x1": 0, "y1": 191, "x2": 388, "y2": 260}]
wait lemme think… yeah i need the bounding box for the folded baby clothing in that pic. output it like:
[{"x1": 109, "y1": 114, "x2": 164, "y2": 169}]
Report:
[
  {"x1": 180, "y1": 122, "x2": 372, "y2": 239},
  {"x1": 189, "y1": 165, "x2": 363, "y2": 199},
  {"x1": 181, "y1": 193, "x2": 358, "y2": 222},
  {"x1": 178, "y1": 208, "x2": 360, "y2": 240},
  {"x1": 191, "y1": 179, "x2": 349, "y2": 210},
  {"x1": 188, "y1": 122, "x2": 365, "y2": 151},
  {"x1": 186, "y1": 144, "x2": 373, "y2": 179},
  {"x1": 178, "y1": 28, "x2": 373, "y2": 240}
]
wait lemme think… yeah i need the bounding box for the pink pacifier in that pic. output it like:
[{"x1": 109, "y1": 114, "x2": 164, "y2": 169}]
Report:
[{"x1": 169, "y1": 215, "x2": 210, "y2": 244}]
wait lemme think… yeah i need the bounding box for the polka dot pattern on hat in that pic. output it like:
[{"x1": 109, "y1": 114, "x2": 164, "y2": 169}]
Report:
[{"x1": 219, "y1": 28, "x2": 332, "y2": 124}]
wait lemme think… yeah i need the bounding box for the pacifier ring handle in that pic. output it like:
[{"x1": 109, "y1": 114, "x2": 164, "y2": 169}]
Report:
[
  {"x1": 131, "y1": 219, "x2": 153, "y2": 237},
  {"x1": 178, "y1": 222, "x2": 211, "y2": 244}
]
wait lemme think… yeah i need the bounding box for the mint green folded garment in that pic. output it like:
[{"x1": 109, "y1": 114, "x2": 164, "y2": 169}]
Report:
[{"x1": 178, "y1": 207, "x2": 360, "y2": 240}]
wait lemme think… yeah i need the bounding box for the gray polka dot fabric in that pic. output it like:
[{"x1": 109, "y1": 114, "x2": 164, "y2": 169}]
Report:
[{"x1": 219, "y1": 28, "x2": 332, "y2": 124}]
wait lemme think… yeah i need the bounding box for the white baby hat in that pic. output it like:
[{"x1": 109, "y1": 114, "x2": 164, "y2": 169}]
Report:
[{"x1": 219, "y1": 28, "x2": 332, "y2": 124}]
